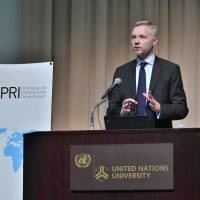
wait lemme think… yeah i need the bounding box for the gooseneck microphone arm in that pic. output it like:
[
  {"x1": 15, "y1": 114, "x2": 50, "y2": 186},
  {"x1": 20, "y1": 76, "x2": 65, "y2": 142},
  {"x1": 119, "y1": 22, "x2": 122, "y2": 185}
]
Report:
[
  {"x1": 89, "y1": 77, "x2": 122, "y2": 130},
  {"x1": 89, "y1": 97, "x2": 108, "y2": 130}
]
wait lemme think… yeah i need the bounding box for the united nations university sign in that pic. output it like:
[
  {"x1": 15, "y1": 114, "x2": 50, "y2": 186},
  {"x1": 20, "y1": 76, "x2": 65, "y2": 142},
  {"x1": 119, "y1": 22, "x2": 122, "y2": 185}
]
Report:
[{"x1": 70, "y1": 143, "x2": 173, "y2": 191}]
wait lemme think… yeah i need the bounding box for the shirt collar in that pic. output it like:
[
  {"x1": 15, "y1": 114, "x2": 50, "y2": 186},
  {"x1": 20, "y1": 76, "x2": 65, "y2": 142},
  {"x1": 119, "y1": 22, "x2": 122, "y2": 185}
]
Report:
[{"x1": 136, "y1": 53, "x2": 155, "y2": 66}]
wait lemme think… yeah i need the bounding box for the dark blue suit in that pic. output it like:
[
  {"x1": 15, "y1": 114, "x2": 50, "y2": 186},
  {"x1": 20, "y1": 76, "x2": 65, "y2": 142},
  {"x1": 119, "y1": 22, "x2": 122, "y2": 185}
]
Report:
[{"x1": 107, "y1": 56, "x2": 189, "y2": 128}]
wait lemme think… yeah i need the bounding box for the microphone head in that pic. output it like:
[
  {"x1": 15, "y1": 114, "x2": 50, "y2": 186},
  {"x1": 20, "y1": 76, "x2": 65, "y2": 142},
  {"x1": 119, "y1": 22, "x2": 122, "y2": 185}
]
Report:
[
  {"x1": 101, "y1": 77, "x2": 122, "y2": 100},
  {"x1": 114, "y1": 78, "x2": 122, "y2": 85}
]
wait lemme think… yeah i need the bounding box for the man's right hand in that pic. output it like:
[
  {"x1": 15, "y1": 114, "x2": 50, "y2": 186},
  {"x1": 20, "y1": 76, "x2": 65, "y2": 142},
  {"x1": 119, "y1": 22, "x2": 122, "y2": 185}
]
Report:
[{"x1": 120, "y1": 98, "x2": 138, "y2": 116}]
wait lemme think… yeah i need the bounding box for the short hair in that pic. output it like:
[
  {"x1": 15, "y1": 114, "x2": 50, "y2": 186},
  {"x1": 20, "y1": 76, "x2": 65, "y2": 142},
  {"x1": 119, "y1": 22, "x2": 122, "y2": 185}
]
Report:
[{"x1": 133, "y1": 21, "x2": 157, "y2": 37}]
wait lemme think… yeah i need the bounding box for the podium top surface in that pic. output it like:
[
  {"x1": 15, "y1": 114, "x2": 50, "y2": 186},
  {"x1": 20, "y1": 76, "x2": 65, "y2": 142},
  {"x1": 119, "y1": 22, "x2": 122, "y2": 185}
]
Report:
[{"x1": 24, "y1": 128, "x2": 200, "y2": 137}]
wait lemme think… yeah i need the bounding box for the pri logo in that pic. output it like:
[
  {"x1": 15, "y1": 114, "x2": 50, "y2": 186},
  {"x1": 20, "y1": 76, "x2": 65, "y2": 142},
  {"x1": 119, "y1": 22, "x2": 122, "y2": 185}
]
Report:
[
  {"x1": 0, "y1": 87, "x2": 20, "y2": 99},
  {"x1": 74, "y1": 153, "x2": 91, "y2": 168},
  {"x1": 95, "y1": 166, "x2": 109, "y2": 182}
]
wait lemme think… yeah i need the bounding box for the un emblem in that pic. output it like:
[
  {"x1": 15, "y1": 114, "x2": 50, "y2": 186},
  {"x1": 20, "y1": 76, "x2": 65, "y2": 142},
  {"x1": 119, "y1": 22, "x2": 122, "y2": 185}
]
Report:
[
  {"x1": 74, "y1": 153, "x2": 91, "y2": 168},
  {"x1": 95, "y1": 165, "x2": 109, "y2": 182}
]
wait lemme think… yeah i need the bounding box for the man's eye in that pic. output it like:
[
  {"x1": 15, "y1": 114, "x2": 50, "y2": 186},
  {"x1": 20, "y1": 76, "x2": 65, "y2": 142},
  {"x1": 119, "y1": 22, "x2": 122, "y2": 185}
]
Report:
[
  {"x1": 140, "y1": 35, "x2": 146, "y2": 39},
  {"x1": 131, "y1": 35, "x2": 136, "y2": 39}
]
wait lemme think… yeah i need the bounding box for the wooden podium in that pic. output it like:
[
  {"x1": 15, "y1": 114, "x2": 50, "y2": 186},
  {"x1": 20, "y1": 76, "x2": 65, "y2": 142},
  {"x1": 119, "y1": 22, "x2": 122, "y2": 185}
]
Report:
[{"x1": 23, "y1": 128, "x2": 200, "y2": 200}]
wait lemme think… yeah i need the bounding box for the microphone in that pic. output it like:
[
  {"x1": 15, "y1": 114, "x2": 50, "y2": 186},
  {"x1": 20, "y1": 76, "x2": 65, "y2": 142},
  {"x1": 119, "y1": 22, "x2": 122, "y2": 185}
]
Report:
[{"x1": 101, "y1": 78, "x2": 122, "y2": 100}]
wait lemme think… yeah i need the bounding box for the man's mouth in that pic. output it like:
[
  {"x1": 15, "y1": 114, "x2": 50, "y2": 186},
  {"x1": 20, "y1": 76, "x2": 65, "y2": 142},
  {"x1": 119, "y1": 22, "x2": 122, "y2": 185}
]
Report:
[{"x1": 135, "y1": 47, "x2": 141, "y2": 51}]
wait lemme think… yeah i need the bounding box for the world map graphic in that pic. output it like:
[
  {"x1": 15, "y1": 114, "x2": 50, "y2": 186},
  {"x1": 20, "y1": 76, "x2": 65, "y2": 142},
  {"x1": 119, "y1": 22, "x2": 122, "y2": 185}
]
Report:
[{"x1": 0, "y1": 128, "x2": 24, "y2": 172}]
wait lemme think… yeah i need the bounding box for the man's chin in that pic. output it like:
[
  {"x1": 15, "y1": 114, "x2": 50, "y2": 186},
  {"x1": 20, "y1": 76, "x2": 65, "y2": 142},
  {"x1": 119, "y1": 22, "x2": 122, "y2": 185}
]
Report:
[
  {"x1": 135, "y1": 53, "x2": 145, "y2": 59},
  {"x1": 135, "y1": 52, "x2": 151, "y2": 60},
  {"x1": 135, "y1": 50, "x2": 144, "y2": 56}
]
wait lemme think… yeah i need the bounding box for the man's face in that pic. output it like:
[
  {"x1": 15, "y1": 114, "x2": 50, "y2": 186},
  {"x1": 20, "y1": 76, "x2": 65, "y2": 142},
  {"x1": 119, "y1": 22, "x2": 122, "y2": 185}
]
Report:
[{"x1": 131, "y1": 25, "x2": 158, "y2": 59}]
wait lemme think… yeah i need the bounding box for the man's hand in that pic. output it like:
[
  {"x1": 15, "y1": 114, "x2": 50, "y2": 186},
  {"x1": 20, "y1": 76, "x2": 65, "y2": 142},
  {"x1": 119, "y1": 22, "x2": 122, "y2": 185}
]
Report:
[
  {"x1": 121, "y1": 98, "x2": 137, "y2": 116},
  {"x1": 143, "y1": 92, "x2": 161, "y2": 112}
]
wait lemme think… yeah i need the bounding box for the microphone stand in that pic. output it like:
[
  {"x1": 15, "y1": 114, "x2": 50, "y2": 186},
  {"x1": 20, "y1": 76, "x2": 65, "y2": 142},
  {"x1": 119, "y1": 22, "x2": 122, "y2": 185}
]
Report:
[{"x1": 89, "y1": 97, "x2": 108, "y2": 130}]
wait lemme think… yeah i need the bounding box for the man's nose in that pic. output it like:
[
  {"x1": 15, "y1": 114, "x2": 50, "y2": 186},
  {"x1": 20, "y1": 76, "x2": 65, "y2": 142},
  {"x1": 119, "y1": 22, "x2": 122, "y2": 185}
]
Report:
[
  {"x1": 134, "y1": 40, "x2": 140, "y2": 45},
  {"x1": 134, "y1": 37, "x2": 140, "y2": 44}
]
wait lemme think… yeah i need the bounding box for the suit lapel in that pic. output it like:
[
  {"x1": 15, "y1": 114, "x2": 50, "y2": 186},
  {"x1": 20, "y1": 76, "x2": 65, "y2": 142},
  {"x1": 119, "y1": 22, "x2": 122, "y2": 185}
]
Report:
[
  {"x1": 149, "y1": 56, "x2": 162, "y2": 93},
  {"x1": 128, "y1": 60, "x2": 137, "y2": 97}
]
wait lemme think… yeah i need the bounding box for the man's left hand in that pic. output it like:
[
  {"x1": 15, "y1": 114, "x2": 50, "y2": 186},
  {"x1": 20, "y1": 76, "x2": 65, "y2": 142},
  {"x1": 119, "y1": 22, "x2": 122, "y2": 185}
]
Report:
[{"x1": 143, "y1": 92, "x2": 161, "y2": 112}]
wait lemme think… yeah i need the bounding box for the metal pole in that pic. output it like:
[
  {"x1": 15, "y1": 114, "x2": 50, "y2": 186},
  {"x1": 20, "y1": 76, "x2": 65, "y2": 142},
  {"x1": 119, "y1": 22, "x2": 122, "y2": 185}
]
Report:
[{"x1": 89, "y1": 98, "x2": 108, "y2": 130}]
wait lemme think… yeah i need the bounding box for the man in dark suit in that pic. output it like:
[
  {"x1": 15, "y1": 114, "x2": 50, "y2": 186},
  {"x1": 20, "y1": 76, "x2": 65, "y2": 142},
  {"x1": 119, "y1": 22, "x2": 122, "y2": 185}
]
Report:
[{"x1": 107, "y1": 21, "x2": 188, "y2": 128}]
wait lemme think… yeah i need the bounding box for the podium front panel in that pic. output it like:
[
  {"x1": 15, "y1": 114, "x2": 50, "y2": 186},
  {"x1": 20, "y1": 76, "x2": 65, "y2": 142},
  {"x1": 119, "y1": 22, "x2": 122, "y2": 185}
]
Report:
[{"x1": 23, "y1": 129, "x2": 200, "y2": 200}]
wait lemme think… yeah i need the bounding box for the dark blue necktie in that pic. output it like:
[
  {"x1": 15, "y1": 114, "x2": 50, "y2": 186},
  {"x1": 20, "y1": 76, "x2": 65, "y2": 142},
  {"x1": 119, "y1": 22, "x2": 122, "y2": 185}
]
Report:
[{"x1": 136, "y1": 62, "x2": 147, "y2": 116}]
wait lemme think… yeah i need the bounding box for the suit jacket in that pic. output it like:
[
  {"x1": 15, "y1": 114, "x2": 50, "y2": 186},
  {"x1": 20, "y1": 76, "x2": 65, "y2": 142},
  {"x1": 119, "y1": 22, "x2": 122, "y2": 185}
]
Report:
[{"x1": 107, "y1": 56, "x2": 189, "y2": 128}]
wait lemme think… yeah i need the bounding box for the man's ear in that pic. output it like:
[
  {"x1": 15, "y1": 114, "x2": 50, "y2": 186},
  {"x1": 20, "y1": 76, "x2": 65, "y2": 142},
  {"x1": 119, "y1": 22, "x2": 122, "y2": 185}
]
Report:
[{"x1": 153, "y1": 37, "x2": 158, "y2": 46}]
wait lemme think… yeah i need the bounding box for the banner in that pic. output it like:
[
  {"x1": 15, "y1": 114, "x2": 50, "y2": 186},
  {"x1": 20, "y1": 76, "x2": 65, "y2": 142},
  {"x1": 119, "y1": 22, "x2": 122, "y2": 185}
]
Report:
[{"x1": 0, "y1": 62, "x2": 53, "y2": 200}]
